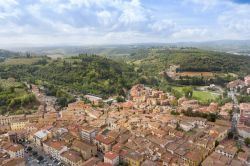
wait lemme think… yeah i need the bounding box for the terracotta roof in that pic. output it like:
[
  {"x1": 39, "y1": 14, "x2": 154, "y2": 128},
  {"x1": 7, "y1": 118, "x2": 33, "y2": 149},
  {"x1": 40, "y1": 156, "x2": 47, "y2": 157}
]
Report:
[
  {"x1": 72, "y1": 140, "x2": 95, "y2": 151},
  {"x1": 97, "y1": 163, "x2": 112, "y2": 166},
  {"x1": 2, "y1": 158, "x2": 25, "y2": 166},
  {"x1": 81, "y1": 157, "x2": 100, "y2": 166},
  {"x1": 44, "y1": 140, "x2": 66, "y2": 151},
  {"x1": 104, "y1": 152, "x2": 118, "y2": 160},
  {"x1": 95, "y1": 134, "x2": 115, "y2": 145},
  {"x1": 61, "y1": 150, "x2": 82, "y2": 163},
  {"x1": 6, "y1": 144, "x2": 24, "y2": 152}
]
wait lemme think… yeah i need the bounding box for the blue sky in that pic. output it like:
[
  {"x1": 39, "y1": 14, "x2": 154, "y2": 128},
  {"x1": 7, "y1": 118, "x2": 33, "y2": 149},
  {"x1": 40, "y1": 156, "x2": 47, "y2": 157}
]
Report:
[{"x1": 0, "y1": 0, "x2": 250, "y2": 47}]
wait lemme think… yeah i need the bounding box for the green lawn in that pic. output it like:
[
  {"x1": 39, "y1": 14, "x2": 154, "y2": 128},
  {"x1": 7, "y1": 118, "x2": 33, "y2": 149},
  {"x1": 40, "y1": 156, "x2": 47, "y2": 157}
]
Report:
[{"x1": 172, "y1": 86, "x2": 219, "y2": 103}]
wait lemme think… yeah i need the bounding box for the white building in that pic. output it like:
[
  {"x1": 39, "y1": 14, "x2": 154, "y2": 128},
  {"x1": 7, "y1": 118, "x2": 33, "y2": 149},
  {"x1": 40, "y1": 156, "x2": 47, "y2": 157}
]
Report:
[
  {"x1": 238, "y1": 126, "x2": 250, "y2": 139},
  {"x1": 104, "y1": 152, "x2": 119, "y2": 166},
  {"x1": 2, "y1": 143, "x2": 24, "y2": 158},
  {"x1": 180, "y1": 121, "x2": 195, "y2": 132},
  {"x1": 79, "y1": 126, "x2": 97, "y2": 143},
  {"x1": 33, "y1": 130, "x2": 51, "y2": 146}
]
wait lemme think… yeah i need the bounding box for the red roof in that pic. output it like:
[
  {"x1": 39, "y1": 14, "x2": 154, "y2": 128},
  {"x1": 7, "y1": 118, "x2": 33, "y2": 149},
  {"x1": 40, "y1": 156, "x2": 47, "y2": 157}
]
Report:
[
  {"x1": 104, "y1": 152, "x2": 118, "y2": 160},
  {"x1": 95, "y1": 135, "x2": 115, "y2": 145}
]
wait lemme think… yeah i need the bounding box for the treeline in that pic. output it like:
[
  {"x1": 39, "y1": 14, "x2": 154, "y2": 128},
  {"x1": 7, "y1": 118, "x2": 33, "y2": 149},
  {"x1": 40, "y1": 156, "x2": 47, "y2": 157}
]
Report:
[
  {"x1": 128, "y1": 48, "x2": 250, "y2": 82},
  {"x1": 182, "y1": 108, "x2": 218, "y2": 122}
]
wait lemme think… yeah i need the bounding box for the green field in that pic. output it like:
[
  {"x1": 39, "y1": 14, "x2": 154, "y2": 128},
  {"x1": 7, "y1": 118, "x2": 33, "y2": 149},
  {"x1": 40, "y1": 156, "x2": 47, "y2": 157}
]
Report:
[{"x1": 172, "y1": 86, "x2": 219, "y2": 103}]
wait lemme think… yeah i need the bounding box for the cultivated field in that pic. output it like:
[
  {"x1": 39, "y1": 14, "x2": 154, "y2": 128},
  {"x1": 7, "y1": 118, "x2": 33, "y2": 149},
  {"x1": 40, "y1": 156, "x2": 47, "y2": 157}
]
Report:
[
  {"x1": 0, "y1": 57, "x2": 42, "y2": 65},
  {"x1": 176, "y1": 72, "x2": 214, "y2": 77}
]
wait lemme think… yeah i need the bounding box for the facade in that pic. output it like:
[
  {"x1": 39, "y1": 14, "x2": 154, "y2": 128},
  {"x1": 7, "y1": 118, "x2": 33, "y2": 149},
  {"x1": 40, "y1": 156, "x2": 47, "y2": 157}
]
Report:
[
  {"x1": 0, "y1": 115, "x2": 25, "y2": 125},
  {"x1": 60, "y1": 150, "x2": 83, "y2": 166},
  {"x1": 2, "y1": 143, "x2": 24, "y2": 158},
  {"x1": 10, "y1": 121, "x2": 28, "y2": 131},
  {"x1": 104, "y1": 152, "x2": 119, "y2": 166},
  {"x1": 238, "y1": 126, "x2": 250, "y2": 138},
  {"x1": 80, "y1": 126, "x2": 97, "y2": 143},
  {"x1": 33, "y1": 129, "x2": 51, "y2": 146},
  {"x1": 94, "y1": 135, "x2": 116, "y2": 153},
  {"x1": 1, "y1": 158, "x2": 26, "y2": 166},
  {"x1": 125, "y1": 152, "x2": 143, "y2": 166},
  {"x1": 43, "y1": 139, "x2": 68, "y2": 159},
  {"x1": 71, "y1": 140, "x2": 97, "y2": 160}
]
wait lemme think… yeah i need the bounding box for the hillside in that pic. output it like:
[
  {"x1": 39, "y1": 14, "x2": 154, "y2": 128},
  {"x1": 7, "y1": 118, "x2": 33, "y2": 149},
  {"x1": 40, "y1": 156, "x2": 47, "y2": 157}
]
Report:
[
  {"x1": 0, "y1": 55, "x2": 138, "y2": 99},
  {"x1": 0, "y1": 78, "x2": 38, "y2": 115},
  {"x1": 125, "y1": 48, "x2": 250, "y2": 76},
  {"x1": 0, "y1": 49, "x2": 19, "y2": 59}
]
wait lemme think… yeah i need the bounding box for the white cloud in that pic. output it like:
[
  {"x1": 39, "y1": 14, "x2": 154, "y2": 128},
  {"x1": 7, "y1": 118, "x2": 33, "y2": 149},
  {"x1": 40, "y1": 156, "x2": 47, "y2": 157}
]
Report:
[
  {"x1": 0, "y1": 0, "x2": 20, "y2": 19},
  {"x1": 183, "y1": 0, "x2": 227, "y2": 11},
  {"x1": 97, "y1": 10, "x2": 114, "y2": 26},
  {"x1": 172, "y1": 28, "x2": 209, "y2": 40},
  {"x1": 118, "y1": 0, "x2": 149, "y2": 25},
  {"x1": 218, "y1": 4, "x2": 250, "y2": 37},
  {"x1": 1, "y1": 0, "x2": 250, "y2": 47},
  {"x1": 149, "y1": 19, "x2": 176, "y2": 32}
]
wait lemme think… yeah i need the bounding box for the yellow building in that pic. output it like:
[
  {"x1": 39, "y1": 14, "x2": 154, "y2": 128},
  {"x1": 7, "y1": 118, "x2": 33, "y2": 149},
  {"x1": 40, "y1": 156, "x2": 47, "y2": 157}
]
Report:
[
  {"x1": 10, "y1": 121, "x2": 29, "y2": 131},
  {"x1": 125, "y1": 152, "x2": 143, "y2": 166}
]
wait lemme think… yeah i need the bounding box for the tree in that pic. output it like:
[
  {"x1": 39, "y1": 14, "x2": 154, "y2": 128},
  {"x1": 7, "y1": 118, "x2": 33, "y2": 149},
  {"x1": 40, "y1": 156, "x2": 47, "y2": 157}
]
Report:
[
  {"x1": 245, "y1": 138, "x2": 250, "y2": 146},
  {"x1": 27, "y1": 146, "x2": 32, "y2": 151},
  {"x1": 37, "y1": 156, "x2": 44, "y2": 161},
  {"x1": 183, "y1": 87, "x2": 193, "y2": 98},
  {"x1": 116, "y1": 96, "x2": 125, "y2": 103},
  {"x1": 215, "y1": 140, "x2": 219, "y2": 147},
  {"x1": 228, "y1": 131, "x2": 234, "y2": 139},
  {"x1": 32, "y1": 151, "x2": 38, "y2": 156}
]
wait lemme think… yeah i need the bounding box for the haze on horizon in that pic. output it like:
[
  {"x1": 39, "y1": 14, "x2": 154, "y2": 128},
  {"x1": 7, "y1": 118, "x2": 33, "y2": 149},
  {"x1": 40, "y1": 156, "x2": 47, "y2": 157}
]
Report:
[{"x1": 1, "y1": 0, "x2": 250, "y2": 48}]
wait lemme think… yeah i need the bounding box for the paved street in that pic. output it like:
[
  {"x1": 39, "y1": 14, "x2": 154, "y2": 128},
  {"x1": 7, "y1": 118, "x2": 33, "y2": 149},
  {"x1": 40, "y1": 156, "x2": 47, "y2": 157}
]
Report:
[{"x1": 23, "y1": 142, "x2": 65, "y2": 166}]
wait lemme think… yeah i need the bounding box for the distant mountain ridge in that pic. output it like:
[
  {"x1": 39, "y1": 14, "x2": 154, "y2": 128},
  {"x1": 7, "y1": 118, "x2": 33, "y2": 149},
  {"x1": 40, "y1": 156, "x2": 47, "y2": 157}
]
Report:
[
  {"x1": 0, "y1": 49, "x2": 19, "y2": 59},
  {"x1": 6, "y1": 40, "x2": 250, "y2": 57}
]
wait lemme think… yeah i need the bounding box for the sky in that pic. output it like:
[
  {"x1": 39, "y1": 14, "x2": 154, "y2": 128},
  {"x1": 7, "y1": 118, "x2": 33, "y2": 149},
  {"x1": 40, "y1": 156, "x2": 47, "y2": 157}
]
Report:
[{"x1": 0, "y1": 0, "x2": 250, "y2": 47}]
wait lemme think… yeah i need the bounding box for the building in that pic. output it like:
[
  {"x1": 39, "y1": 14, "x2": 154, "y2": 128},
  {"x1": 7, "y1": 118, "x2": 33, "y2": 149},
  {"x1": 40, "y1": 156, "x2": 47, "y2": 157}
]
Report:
[
  {"x1": 209, "y1": 126, "x2": 228, "y2": 142},
  {"x1": 33, "y1": 129, "x2": 51, "y2": 146},
  {"x1": 1, "y1": 158, "x2": 26, "y2": 166},
  {"x1": 227, "y1": 79, "x2": 245, "y2": 90},
  {"x1": 245, "y1": 76, "x2": 250, "y2": 86},
  {"x1": 10, "y1": 121, "x2": 29, "y2": 131},
  {"x1": 2, "y1": 143, "x2": 24, "y2": 158},
  {"x1": 239, "y1": 103, "x2": 250, "y2": 125},
  {"x1": 0, "y1": 115, "x2": 25, "y2": 125},
  {"x1": 8, "y1": 132, "x2": 18, "y2": 143},
  {"x1": 104, "y1": 152, "x2": 119, "y2": 166},
  {"x1": 84, "y1": 95, "x2": 103, "y2": 106},
  {"x1": 60, "y1": 150, "x2": 83, "y2": 166},
  {"x1": 125, "y1": 152, "x2": 143, "y2": 166},
  {"x1": 247, "y1": 88, "x2": 250, "y2": 94},
  {"x1": 180, "y1": 121, "x2": 195, "y2": 132},
  {"x1": 81, "y1": 157, "x2": 101, "y2": 166},
  {"x1": 94, "y1": 135, "x2": 116, "y2": 153},
  {"x1": 80, "y1": 126, "x2": 97, "y2": 143},
  {"x1": 238, "y1": 126, "x2": 250, "y2": 138},
  {"x1": 71, "y1": 140, "x2": 97, "y2": 160},
  {"x1": 215, "y1": 140, "x2": 237, "y2": 159},
  {"x1": 43, "y1": 139, "x2": 68, "y2": 159}
]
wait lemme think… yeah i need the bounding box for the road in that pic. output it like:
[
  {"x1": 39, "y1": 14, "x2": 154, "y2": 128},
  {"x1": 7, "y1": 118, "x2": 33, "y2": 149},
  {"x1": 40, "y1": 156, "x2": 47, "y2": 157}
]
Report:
[
  {"x1": 228, "y1": 90, "x2": 240, "y2": 136},
  {"x1": 24, "y1": 142, "x2": 64, "y2": 166}
]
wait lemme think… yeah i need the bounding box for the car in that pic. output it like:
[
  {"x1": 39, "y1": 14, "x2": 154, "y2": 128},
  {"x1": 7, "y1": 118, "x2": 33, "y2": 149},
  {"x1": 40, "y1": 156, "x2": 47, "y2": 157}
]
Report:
[{"x1": 57, "y1": 162, "x2": 61, "y2": 165}]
